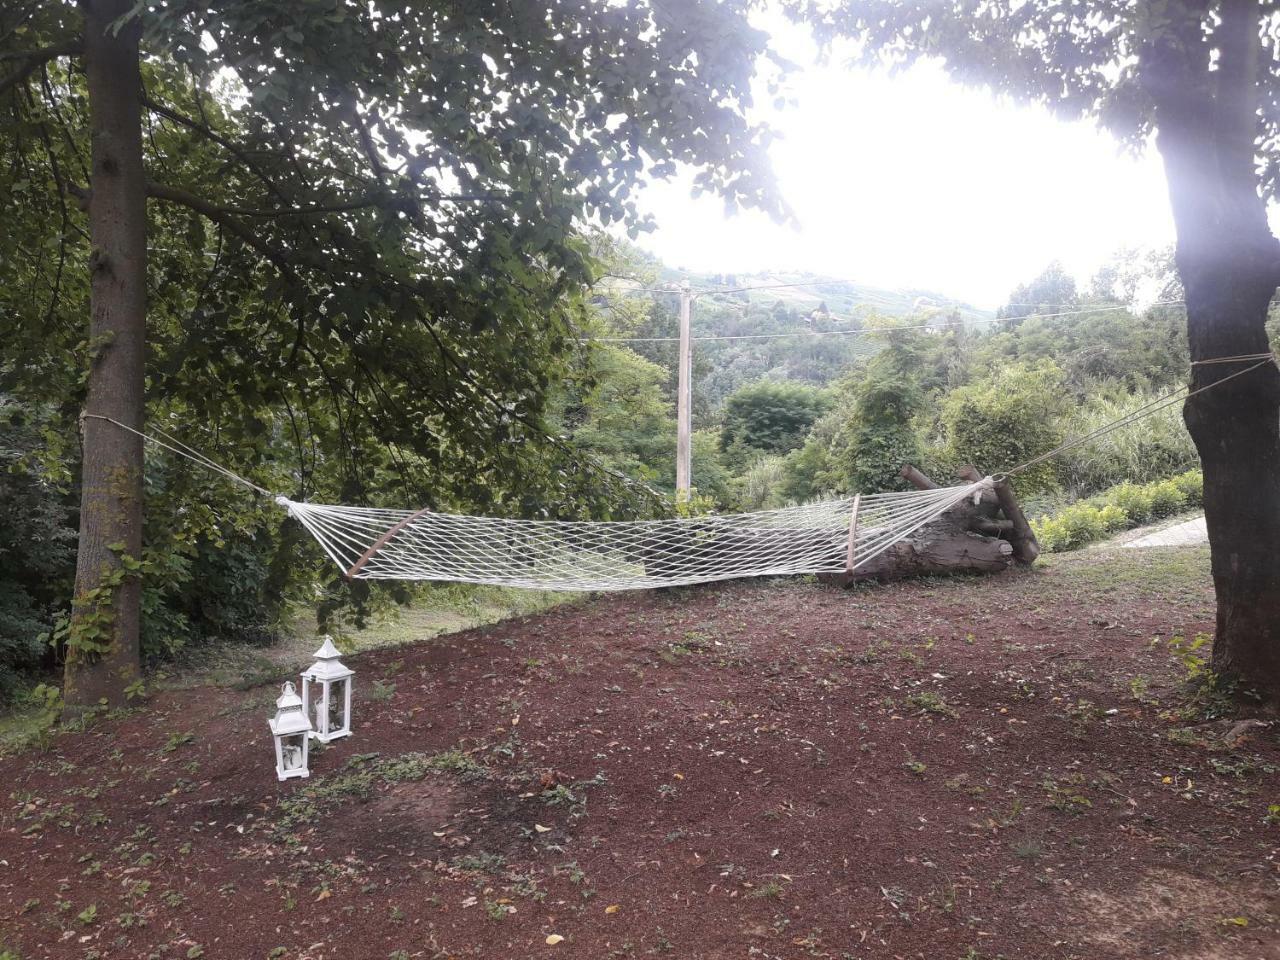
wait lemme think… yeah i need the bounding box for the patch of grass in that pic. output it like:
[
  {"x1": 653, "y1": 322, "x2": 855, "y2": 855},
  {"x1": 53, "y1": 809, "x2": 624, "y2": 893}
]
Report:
[
  {"x1": 751, "y1": 880, "x2": 785, "y2": 900},
  {"x1": 1063, "y1": 699, "x2": 1104, "y2": 736},
  {"x1": 483, "y1": 898, "x2": 512, "y2": 921},
  {"x1": 162, "y1": 732, "x2": 195, "y2": 753},
  {"x1": 275, "y1": 748, "x2": 485, "y2": 834},
  {"x1": 1011, "y1": 838, "x2": 1045, "y2": 861},
  {"x1": 906, "y1": 691, "x2": 957, "y2": 718},
  {"x1": 453, "y1": 851, "x2": 507, "y2": 874},
  {"x1": 1042, "y1": 777, "x2": 1092, "y2": 815},
  {"x1": 944, "y1": 774, "x2": 985, "y2": 797}
]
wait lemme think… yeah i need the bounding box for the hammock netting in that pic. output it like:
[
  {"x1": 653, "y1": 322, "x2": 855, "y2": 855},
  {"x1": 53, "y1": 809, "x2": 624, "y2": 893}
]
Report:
[{"x1": 278, "y1": 480, "x2": 988, "y2": 592}]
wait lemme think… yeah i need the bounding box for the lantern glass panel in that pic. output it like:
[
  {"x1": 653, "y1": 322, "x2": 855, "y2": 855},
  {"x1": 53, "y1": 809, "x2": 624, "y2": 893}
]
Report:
[
  {"x1": 309, "y1": 680, "x2": 324, "y2": 731},
  {"x1": 328, "y1": 678, "x2": 347, "y2": 730},
  {"x1": 281, "y1": 734, "x2": 307, "y2": 772}
]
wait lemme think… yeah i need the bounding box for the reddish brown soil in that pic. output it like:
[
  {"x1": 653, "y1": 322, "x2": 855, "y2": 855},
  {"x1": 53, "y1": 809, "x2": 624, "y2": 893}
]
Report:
[{"x1": 4, "y1": 547, "x2": 1280, "y2": 960}]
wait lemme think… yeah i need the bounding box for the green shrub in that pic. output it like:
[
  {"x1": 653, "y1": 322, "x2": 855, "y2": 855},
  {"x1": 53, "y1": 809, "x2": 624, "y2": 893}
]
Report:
[
  {"x1": 1059, "y1": 392, "x2": 1197, "y2": 495},
  {"x1": 1096, "y1": 503, "x2": 1130, "y2": 532},
  {"x1": 1168, "y1": 469, "x2": 1203, "y2": 503},
  {"x1": 1033, "y1": 469, "x2": 1203, "y2": 553},
  {"x1": 1148, "y1": 479, "x2": 1187, "y2": 518},
  {"x1": 940, "y1": 360, "x2": 1070, "y2": 495},
  {"x1": 1033, "y1": 503, "x2": 1119, "y2": 552},
  {"x1": 0, "y1": 401, "x2": 76, "y2": 704},
  {"x1": 1107, "y1": 482, "x2": 1154, "y2": 525},
  {"x1": 720, "y1": 381, "x2": 831, "y2": 465}
]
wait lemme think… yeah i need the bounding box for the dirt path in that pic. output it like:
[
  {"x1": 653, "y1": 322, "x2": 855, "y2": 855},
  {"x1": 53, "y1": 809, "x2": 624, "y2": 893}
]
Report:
[{"x1": 3, "y1": 546, "x2": 1278, "y2": 960}]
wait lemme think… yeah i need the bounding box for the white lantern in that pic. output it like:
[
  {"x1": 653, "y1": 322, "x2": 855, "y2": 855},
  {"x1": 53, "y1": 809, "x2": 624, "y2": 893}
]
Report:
[
  {"x1": 269, "y1": 681, "x2": 312, "y2": 781},
  {"x1": 301, "y1": 636, "x2": 354, "y2": 743}
]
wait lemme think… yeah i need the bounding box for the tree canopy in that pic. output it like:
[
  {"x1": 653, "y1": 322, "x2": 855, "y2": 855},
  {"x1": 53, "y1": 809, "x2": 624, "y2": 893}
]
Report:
[{"x1": 1, "y1": 0, "x2": 787, "y2": 706}]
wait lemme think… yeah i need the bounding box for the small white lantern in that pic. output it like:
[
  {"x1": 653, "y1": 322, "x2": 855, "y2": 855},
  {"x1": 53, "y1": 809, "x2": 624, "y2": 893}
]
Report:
[
  {"x1": 269, "y1": 681, "x2": 312, "y2": 781},
  {"x1": 301, "y1": 636, "x2": 354, "y2": 744}
]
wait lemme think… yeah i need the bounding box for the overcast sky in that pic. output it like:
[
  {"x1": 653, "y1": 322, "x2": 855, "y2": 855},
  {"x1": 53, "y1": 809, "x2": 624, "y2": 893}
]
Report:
[{"x1": 632, "y1": 13, "x2": 1176, "y2": 308}]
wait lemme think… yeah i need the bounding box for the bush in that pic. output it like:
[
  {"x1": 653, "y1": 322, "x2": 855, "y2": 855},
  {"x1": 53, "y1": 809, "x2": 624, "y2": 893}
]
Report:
[
  {"x1": 735, "y1": 455, "x2": 788, "y2": 511},
  {"x1": 1108, "y1": 482, "x2": 1154, "y2": 525},
  {"x1": 720, "y1": 381, "x2": 830, "y2": 465},
  {"x1": 1031, "y1": 469, "x2": 1203, "y2": 553},
  {"x1": 1033, "y1": 503, "x2": 1121, "y2": 552},
  {"x1": 0, "y1": 401, "x2": 76, "y2": 704},
  {"x1": 1169, "y1": 470, "x2": 1203, "y2": 502},
  {"x1": 939, "y1": 360, "x2": 1070, "y2": 494},
  {"x1": 1148, "y1": 478, "x2": 1187, "y2": 518}
]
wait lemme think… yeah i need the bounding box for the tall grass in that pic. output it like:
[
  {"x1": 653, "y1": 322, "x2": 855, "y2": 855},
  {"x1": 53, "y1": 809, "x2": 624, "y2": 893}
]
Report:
[
  {"x1": 736, "y1": 455, "x2": 789, "y2": 511},
  {"x1": 1057, "y1": 391, "x2": 1197, "y2": 496}
]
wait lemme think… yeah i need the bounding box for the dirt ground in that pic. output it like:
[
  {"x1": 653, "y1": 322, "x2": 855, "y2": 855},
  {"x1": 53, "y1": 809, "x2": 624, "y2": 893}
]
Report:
[{"x1": 3, "y1": 545, "x2": 1279, "y2": 960}]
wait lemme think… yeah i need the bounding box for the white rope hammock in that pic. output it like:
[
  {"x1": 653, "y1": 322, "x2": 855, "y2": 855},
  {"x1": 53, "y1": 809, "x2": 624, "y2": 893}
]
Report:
[
  {"x1": 79, "y1": 349, "x2": 1280, "y2": 593},
  {"x1": 277, "y1": 480, "x2": 990, "y2": 591}
]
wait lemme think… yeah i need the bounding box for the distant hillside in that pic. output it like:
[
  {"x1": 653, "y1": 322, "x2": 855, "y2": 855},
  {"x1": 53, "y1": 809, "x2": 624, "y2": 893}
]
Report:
[
  {"x1": 655, "y1": 269, "x2": 995, "y2": 327},
  {"x1": 611, "y1": 269, "x2": 994, "y2": 413}
]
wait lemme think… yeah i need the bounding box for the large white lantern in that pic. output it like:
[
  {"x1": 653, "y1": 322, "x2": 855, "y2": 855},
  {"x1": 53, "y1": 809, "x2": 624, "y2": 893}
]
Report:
[
  {"x1": 301, "y1": 636, "x2": 354, "y2": 744},
  {"x1": 269, "y1": 681, "x2": 312, "y2": 781}
]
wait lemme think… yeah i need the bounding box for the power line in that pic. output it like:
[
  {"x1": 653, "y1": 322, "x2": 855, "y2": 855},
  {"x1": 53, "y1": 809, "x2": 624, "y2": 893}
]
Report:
[{"x1": 585, "y1": 300, "x2": 1186, "y2": 345}]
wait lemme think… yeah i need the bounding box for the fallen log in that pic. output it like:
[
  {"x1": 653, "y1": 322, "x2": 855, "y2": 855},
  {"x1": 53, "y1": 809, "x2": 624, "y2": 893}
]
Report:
[
  {"x1": 819, "y1": 503, "x2": 1014, "y2": 586},
  {"x1": 820, "y1": 464, "x2": 1038, "y2": 586},
  {"x1": 957, "y1": 464, "x2": 1040, "y2": 565}
]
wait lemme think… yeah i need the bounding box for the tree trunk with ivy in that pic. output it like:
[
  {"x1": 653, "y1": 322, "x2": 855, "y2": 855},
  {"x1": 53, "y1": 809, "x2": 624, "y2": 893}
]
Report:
[
  {"x1": 1144, "y1": 0, "x2": 1280, "y2": 697},
  {"x1": 63, "y1": 0, "x2": 147, "y2": 712}
]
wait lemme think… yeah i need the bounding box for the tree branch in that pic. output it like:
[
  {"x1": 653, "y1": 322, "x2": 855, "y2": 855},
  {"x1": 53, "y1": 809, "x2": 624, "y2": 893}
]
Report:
[
  {"x1": 145, "y1": 180, "x2": 302, "y2": 281},
  {"x1": 0, "y1": 41, "x2": 79, "y2": 97},
  {"x1": 142, "y1": 94, "x2": 297, "y2": 207},
  {"x1": 143, "y1": 95, "x2": 504, "y2": 216}
]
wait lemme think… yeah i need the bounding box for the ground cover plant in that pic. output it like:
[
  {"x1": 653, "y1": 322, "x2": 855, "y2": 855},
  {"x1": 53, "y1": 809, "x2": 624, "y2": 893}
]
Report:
[
  {"x1": 1032, "y1": 470, "x2": 1204, "y2": 552},
  {"x1": 2, "y1": 545, "x2": 1278, "y2": 959}
]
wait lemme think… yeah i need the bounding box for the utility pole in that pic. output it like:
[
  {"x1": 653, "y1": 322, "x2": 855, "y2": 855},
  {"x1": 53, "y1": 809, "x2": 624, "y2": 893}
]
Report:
[{"x1": 675, "y1": 280, "x2": 692, "y2": 500}]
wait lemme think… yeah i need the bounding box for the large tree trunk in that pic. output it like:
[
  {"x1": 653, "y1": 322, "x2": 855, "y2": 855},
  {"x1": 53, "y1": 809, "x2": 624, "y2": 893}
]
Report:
[
  {"x1": 1145, "y1": 1, "x2": 1280, "y2": 697},
  {"x1": 64, "y1": 0, "x2": 147, "y2": 711}
]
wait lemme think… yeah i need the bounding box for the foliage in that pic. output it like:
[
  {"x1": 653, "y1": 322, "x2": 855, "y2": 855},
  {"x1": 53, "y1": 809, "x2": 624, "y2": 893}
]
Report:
[
  {"x1": 550, "y1": 338, "x2": 674, "y2": 491},
  {"x1": 735, "y1": 455, "x2": 789, "y2": 511},
  {"x1": 2, "y1": 1, "x2": 794, "y2": 698},
  {"x1": 0, "y1": 401, "x2": 76, "y2": 703},
  {"x1": 1031, "y1": 502, "x2": 1129, "y2": 553},
  {"x1": 939, "y1": 361, "x2": 1070, "y2": 494},
  {"x1": 826, "y1": 328, "x2": 931, "y2": 494},
  {"x1": 1032, "y1": 470, "x2": 1203, "y2": 553},
  {"x1": 1057, "y1": 390, "x2": 1198, "y2": 495},
  {"x1": 974, "y1": 302, "x2": 1188, "y2": 394},
  {"x1": 720, "y1": 380, "x2": 830, "y2": 467},
  {"x1": 997, "y1": 260, "x2": 1078, "y2": 324},
  {"x1": 690, "y1": 430, "x2": 735, "y2": 508}
]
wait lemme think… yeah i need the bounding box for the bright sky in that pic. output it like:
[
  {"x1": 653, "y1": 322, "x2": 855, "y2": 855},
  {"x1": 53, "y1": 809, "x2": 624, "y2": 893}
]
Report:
[{"x1": 633, "y1": 13, "x2": 1176, "y2": 309}]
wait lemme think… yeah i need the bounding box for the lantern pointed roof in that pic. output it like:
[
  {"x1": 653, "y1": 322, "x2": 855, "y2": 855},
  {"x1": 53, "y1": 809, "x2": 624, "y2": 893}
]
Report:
[
  {"x1": 304, "y1": 636, "x2": 354, "y2": 681},
  {"x1": 276, "y1": 680, "x2": 303, "y2": 710},
  {"x1": 312, "y1": 636, "x2": 343, "y2": 660},
  {"x1": 270, "y1": 681, "x2": 312, "y2": 736}
]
